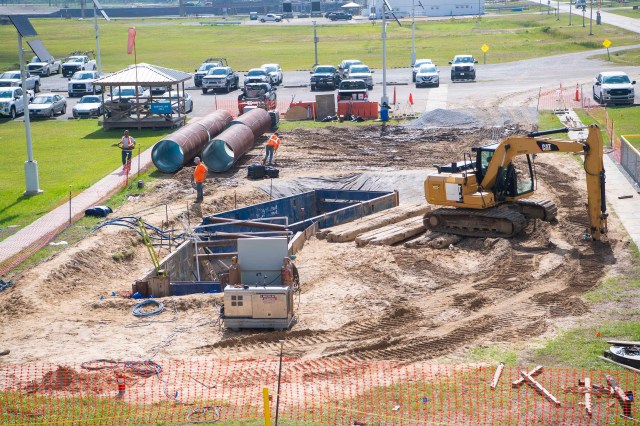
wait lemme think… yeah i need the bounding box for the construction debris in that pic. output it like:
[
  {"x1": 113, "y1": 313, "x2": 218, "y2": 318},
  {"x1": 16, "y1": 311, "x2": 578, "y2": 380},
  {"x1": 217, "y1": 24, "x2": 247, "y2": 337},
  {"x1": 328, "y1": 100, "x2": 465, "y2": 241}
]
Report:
[
  {"x1": 512, "y1": 365, "x2": 543, "y2": 387},
  {"x1": 520, "y1": 370, "x2": 561, "y2": 406},
  {"x1": 355, "y1": 216, "x2": 425, "y2": 247},
  {"x1": 490, "y1": 362, "x2": 505, "y2": 390},
  {"x1": 318, "y1": 204, "x2": 430, "y2": 243},
  {"x1": 584, "y1": 377, "x2": 592, "y2": 417}
]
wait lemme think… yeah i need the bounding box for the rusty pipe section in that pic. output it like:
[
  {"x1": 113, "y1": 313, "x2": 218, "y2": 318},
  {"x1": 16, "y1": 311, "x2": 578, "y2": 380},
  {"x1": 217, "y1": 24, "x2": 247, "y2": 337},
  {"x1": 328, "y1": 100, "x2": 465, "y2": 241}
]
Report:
[
  {"x1": 202, "y1": 122, "x2": 255, "y2": 173},
  {"x1": 227, "y1": 108, "x2": 271, "y2": 138},
  {"x1": 152, "y1": 110, "x2": 232, "y2": 173}
]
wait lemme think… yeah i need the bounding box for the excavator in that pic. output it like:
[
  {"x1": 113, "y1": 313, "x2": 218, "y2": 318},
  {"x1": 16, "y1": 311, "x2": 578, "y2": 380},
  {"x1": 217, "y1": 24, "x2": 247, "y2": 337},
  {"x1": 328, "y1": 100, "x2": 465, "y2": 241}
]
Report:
[{"x1": 423, "y1": 125, "x2": 608, "y2": 240}]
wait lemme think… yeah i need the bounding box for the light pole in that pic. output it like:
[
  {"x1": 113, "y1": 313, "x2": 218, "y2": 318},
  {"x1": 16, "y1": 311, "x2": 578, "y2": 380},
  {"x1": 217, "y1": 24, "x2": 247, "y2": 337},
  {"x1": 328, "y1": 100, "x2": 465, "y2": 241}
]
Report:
[
  {"x1": 582, "y1": 6, "x2": 585, "y2": 26},
  {"x1": 556, "y1": 0, "x2": 560, "y2": 19},
  {"x1": 18, "y1": 33, "x2": 42, "y2": 195},
  {"x1": 569, "y1": 0, "x2": 572, "y2": 25},
  {"x1": 411, "y1": 0, "x2": 415, "y2": 66},
  {"x1": 589, "y1": 0, "x2": 593, "y2": 35},
  {"x1": 313, "y1": 20, "x2": 318, "y2": 66},
  {"x1": 381, "y1": 0, "x2": 389, "y2": 109}
]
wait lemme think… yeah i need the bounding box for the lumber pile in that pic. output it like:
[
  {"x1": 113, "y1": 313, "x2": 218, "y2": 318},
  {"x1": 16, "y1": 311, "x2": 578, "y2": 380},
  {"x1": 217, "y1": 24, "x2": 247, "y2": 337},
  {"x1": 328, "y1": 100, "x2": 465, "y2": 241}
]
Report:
[
  {"x1": 355, "y1": 216, "x2": 425, "y2": 247},
  {"x1": 318, "y1": 204, "x2": 430, "y2": 243}
]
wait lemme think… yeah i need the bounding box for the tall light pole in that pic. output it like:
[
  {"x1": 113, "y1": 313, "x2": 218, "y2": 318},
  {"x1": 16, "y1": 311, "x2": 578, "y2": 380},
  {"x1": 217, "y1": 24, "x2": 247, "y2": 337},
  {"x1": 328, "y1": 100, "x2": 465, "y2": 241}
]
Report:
[
  {"x1": 589, "y1": 0, "x2": 593, "y2": 35},
  {"x1": 18, "y1": 33, "x2": 42, "y2": 195},
  {"x1": 381, "y1": 0, "x2": 388, "y2": 107},
  {"x1": 92, "y1": 0, "x2": 110, "y2": 75},
  {"x1": 569, "y1": 0, "x2": 572, "y2": 25},
  {"x1": 313, "y1": 20, "x2": 318, "y2": 66},
  {"x1": 556, "y1": 0, "x2": 560, "y2": 19},
  {"x1": 411, "y1": 0, "x2": 415, "y2": 66}
]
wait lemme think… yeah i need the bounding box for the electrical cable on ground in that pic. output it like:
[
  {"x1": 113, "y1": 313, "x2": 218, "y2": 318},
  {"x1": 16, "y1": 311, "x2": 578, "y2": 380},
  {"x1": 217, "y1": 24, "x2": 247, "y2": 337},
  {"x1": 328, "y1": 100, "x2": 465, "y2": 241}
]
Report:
[{"x1": 132, "y1": 299, "x2": 165, "y2": 317}]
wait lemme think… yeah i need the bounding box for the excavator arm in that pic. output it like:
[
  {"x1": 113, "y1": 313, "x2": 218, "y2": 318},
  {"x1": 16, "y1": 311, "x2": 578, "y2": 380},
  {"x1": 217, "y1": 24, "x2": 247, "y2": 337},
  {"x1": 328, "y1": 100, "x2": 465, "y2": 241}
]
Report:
[{"x1": 480, "y1": 125, "x2": 607, "y2": 240}]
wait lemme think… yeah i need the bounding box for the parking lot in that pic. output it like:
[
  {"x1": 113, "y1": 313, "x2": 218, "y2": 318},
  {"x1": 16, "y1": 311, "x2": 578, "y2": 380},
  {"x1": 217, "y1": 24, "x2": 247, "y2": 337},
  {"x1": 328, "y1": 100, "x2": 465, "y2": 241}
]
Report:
[{"x1": 4, "y1": 47, "x2": 638, "y2": 124}]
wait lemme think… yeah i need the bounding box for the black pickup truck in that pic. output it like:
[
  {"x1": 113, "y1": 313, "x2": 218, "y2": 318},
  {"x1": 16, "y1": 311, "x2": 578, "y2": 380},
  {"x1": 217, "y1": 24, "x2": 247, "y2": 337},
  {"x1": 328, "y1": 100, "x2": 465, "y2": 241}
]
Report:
[{"x1": 337, "y1": 79, "x2": 369, "y2": 101}]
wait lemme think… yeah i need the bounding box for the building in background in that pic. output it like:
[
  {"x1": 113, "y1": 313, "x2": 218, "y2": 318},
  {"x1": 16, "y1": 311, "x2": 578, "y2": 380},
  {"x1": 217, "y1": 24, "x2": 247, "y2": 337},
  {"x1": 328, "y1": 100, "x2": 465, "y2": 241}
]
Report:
[{"x1": 369, "y1": 0, "x2": 484, "y2": 18}]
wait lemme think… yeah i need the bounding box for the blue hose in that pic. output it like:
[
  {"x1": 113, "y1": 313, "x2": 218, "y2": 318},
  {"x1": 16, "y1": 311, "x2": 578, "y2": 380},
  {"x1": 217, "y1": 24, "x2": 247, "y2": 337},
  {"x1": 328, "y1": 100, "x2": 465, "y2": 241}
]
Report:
[{"x1": 132, "y1": 299, "x2": 165, "y2": 317}]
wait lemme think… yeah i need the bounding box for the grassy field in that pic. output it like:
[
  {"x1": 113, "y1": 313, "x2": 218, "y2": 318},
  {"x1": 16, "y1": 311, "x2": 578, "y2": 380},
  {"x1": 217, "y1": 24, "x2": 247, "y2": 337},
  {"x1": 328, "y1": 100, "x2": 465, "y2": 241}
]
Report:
[
  {"x1": 0, "y1": 14, "x2": 638, "y2": 72},
  {"x1": 604, "y1": 7, "x2": 640, "y2": 17},
  {"x1": 592, "y1": 46, "x2": 640, "y2": 66},
  {"x1": 579, "y1": 106, "x2": 640, "y2": 149},
  {"x1": 0, "y1": 119, "x2": 168, "y2": 234}
]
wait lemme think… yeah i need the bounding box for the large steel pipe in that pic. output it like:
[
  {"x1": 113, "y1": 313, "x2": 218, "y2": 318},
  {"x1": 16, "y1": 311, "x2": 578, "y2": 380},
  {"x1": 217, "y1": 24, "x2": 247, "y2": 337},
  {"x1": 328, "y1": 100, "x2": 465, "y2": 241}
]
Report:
[
  {"x1": 202, "y1": 123, "x2": 255, "y2": 172},
  {"x1": 152, "y1": 110, "x2": 232, "y2": 173},
  {"x1": 227, "y1": 108, "x2": 271, "y2": 138}
]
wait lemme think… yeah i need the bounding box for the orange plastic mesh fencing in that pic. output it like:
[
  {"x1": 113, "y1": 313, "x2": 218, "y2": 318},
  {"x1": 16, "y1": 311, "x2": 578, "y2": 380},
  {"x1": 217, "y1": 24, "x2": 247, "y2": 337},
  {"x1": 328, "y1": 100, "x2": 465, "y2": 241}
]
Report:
[
  {"x1": 537, "y1": 85, "x2": 585, "y2": 111},
  {"x1": 1, "y1": 359, "x2": 638, "y2": 425},
  {"x1": 209, "y1": 100, "x2": 292, "y2": 119}
]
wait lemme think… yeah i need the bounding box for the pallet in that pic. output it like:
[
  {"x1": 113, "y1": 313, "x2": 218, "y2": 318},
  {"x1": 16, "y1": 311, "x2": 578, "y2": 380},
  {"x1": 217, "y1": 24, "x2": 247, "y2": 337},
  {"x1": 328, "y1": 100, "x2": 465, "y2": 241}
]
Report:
[{"x1": 318, "y1": 204, "x2": 430, "y2": 243}]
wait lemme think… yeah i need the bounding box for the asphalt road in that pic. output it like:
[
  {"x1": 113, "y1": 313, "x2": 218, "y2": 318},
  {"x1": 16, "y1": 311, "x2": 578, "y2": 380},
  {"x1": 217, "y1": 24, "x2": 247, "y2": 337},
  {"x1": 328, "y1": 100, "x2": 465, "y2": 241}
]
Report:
[{"x1": 7, "y1": 35, "x2": 639, "y2": 124}]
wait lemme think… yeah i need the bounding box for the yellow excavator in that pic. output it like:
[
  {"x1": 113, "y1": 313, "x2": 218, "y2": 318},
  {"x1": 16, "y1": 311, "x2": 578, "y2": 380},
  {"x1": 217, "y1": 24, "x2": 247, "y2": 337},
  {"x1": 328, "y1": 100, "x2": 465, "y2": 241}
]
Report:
[{"x1": 423, "y1": 125, "x2": 608, "y2": 240}]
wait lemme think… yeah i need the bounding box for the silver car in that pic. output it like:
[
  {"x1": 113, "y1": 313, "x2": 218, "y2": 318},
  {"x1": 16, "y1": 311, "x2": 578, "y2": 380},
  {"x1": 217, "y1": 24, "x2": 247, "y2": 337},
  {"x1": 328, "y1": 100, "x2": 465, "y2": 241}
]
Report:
[
  {"x1": 415, "y1": 64, "x2": 440, "y2": 88},
  {"x1": 72, "y1": 95, "x2": 103, "y2": 118},
  {"x1": 412, "y1": 59, "x2": 433, "y2": 82},
  {"x1": 158, "y1": 92, "x2": 193, "y2": 114},
  {"x1": 28, "y1": 93, "x2": 66, "y2": 118},
  {"x1": 346, "y1": 64, "x2": 374, "y2": 90}
]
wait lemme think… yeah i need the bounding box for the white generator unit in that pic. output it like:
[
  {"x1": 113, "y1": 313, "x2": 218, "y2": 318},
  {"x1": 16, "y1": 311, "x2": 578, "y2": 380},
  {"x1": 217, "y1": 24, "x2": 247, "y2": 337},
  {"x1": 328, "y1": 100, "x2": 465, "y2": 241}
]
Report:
[{"x1": 223, "y1": 285, "x2": 295, "y2": 330}]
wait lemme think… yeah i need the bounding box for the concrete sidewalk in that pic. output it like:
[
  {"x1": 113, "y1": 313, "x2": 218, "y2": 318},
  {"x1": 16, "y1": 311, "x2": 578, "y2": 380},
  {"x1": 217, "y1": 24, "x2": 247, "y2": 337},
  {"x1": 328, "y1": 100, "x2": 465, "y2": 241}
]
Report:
[{"x1": 0, "y1": 149, "x2": 153, "y2": 275}]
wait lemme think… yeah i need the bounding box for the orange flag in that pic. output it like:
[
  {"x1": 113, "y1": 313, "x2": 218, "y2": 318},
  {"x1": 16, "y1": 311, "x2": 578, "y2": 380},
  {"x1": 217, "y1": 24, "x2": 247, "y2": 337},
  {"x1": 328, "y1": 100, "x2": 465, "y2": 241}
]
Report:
[
  {"x1": 409, "y1": 93, "x2": 414, "y2": 105},
  {"x1": 127, "y1": 27, "x2": 136, "y2": 55}
]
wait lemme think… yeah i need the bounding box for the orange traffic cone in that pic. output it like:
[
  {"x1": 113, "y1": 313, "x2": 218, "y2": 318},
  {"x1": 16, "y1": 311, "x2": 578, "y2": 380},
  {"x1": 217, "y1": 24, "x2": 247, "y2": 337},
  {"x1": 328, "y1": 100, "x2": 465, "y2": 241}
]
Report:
[
  {"x1": 393, "y1": 86, "x2": 397, "y2": 105},
  {"x1": 575, "y1": 83, "x2": 580, "y2": 102},
  {"x1": 409, "y1": 93, "x2": 414, "y2": 105}
]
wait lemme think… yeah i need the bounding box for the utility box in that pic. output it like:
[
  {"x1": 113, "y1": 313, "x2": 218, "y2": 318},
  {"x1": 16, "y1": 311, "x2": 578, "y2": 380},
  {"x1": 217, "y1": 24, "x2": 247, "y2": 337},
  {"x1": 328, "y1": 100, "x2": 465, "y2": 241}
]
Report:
[{"x1": 223, "y1": 285, "x2": 295, "y2": 330}]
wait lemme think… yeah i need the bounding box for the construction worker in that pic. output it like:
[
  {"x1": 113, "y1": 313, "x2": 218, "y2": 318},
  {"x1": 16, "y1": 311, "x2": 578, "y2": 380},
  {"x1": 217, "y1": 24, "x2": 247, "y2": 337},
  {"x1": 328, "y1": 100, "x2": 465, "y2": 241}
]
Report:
[
  {"x1": 264, "y1": 132, "x2": 281, "y2": 165},
  {"x1": 193, "y1": 157, "x2": 207, "y2": 203},
  {"x1": 116, "y1": 129, "x2": 136, "y2": 168}
]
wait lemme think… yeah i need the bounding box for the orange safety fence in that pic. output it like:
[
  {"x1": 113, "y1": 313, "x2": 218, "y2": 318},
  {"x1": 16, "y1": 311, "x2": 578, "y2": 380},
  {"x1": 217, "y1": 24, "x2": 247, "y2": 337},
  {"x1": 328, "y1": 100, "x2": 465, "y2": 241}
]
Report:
[
  {"x1": 337, "y1": 101, "x2": 379, "y2": 119},
  {"x1": 208, "y1": 100, "x2": 293, "y2": 118},
  {"x1": 537, "y1": 84, "x2": 588, "y2": 111},
  {"x1": 1, "y1": 359, "x2": 638, "y2": 425}
]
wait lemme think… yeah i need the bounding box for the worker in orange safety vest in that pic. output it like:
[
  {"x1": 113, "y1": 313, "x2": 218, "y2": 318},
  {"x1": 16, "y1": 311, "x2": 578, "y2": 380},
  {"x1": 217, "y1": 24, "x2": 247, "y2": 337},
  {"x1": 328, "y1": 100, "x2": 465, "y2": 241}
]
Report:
[
  {"x1": 193, "y1": 156, "x2": 207, "y2": 203},
  {"x1": 264, "y1": 132, "x2": 280, "y2": 165}
]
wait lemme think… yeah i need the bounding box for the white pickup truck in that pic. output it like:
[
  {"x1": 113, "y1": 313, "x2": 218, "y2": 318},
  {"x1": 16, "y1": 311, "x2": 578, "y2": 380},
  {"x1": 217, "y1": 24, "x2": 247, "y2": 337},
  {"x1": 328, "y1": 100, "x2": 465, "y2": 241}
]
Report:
[
  {"x1": 0, "y1": 87, "x2": 31, "y2": 119},
  {"x1": 62, "y1": 55, "x2": 97, "y2": 78},
  {"x1": 27, "y1": 56, "x2": 62, "y2": 77},
  {"x1": 0, "y1": 71, "x2": 40, "y2": 93},
  {"x1": 259, "y1": 13, "x2": 282, "y2": 22}
]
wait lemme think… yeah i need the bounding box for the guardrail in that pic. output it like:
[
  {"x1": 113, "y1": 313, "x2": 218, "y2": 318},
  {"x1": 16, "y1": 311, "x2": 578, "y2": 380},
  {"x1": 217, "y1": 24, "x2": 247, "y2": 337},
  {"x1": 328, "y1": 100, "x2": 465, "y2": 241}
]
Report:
[{"x1": 620, "y1": 135, "x2": 640, "y2": 186}]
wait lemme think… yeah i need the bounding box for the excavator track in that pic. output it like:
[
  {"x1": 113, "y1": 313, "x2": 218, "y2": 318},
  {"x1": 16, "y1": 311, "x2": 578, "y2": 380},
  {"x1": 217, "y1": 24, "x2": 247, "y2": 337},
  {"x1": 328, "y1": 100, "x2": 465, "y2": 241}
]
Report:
[
  {"x1": 515, "y1": 199, "x2": 558, "y2": 222},
  {"x1": 424, "y1": 208, "x2": 527, "y2": 238}
]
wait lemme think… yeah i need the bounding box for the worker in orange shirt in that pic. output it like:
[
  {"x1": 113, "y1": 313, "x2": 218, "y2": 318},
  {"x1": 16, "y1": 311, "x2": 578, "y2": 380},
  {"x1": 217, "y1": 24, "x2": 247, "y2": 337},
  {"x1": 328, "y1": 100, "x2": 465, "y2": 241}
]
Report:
[
  {"x1": 193, "y1": 156, "x2": 207, "y2": 203},
  {"x1": 264, "y1": 132, "x2": 280, "y2": 165}
]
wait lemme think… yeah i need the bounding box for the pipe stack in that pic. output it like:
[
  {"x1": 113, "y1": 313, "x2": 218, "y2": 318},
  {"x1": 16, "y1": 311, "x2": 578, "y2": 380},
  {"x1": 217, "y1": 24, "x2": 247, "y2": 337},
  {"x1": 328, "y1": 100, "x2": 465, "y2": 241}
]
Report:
[
  {"x1": 203, "y1": 108, "x2": 272, "y2": 173},
  {"x1": 151, "y1": 110, "x2": 232, "y2": 173}
]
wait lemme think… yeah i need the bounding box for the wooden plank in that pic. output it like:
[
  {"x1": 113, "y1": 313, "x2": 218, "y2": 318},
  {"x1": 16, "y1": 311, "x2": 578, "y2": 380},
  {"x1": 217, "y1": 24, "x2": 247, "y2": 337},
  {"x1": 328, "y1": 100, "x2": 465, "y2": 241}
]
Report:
[
  {"x1": 355, "y1": 216, "x2": 425, "y2": 247},
  {"x1": 512, "y1": 366, "x2": 543, "y2": 387},
  {"x1": 606, "y1": 374, "x2": 630, "y2": 402},
  {"x1": 325, "y1": 204, "x2": 430, "y2": 243},
  {"x1": 598, "y1": 355, "x2": 640, "y2": 374},
  {"x1": 490, "y1": 362, "x2": 505, "y2": 390},
  {"x1": 196, "y1": 252, "x2": 238, "y2": 260},
  {"x1": 520, "y1": 371, "x2": 561, "y2": 406},
  {"x1": 584, "y1": 377, "x2": 592, "y2": 417}
]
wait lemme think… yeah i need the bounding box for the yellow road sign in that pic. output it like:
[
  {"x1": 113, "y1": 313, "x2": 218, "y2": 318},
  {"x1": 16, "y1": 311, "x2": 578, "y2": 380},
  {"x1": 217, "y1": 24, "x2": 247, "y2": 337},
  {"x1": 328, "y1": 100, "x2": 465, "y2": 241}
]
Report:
[
  {"x1": 481, "y1": 44, "x2": 490, "y2": 53},
  {"x1": 602, "y1": 39, "x2": 612, "y2": 48}
]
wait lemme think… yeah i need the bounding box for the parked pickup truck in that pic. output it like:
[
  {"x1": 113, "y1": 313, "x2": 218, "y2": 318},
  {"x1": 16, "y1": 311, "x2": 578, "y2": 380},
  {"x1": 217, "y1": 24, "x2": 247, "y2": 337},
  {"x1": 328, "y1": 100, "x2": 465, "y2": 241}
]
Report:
[
  {"x1": 0, "y1": 86, "x2": 31, "y2": 119},
  {"x1": 28, "y1": 56, "x2": 62, "y2": 77},
  {"x1": 202, "y1": 66, "x2": 239, "y2": 93},
  {"x1": 238, "y1": 82, "x2": 277, "y2": 114},
  {"x1": 337, "y1": 79, "x2": 369, "y2": 101},
  {"x1": 67, "y1": 70, "x2": 102, "y2": 97},
  {"x1": 0, "y1": 71, "x2": 40, "y2": 93},
  {"x1": 259, "y1": 13, "x2": 282, "y2": 22},
  {"x1": 194, "y1": 57, "x2": 228, "y2": 87},
  {"x1": 62, "y1": 55, "x2": 97, "y2": 78}
]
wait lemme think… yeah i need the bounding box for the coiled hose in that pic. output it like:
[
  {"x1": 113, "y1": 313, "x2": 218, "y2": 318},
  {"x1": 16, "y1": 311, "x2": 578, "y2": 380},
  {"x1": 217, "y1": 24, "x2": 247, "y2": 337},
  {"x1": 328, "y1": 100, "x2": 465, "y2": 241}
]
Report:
[{"x1": 132, "y1": 299, "x2": 165, "y2": 317}]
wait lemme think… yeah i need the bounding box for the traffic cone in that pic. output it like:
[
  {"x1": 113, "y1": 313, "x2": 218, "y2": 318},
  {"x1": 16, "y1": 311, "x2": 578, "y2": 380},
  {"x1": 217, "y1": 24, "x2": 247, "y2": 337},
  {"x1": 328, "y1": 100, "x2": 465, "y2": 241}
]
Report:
[
  {"x1": 393, "y1": 86, "x2": 397, "y2": 105},
  {"x1": 575, "y1": 83, "x2": 580, "y2": 102},
  {"x1": 409, "y1": 93, "x2": 414, "y2": 105}
]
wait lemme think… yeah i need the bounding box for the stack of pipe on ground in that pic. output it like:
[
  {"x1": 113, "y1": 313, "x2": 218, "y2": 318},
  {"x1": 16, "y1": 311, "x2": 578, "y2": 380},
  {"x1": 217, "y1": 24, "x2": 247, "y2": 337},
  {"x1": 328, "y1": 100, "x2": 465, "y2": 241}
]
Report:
[
  {"x1": 151, "y1": 110, "x2": 232, "y2": 173},
  {"x1": 203, "y1": 108, "x2": 272, "y2": 172}
]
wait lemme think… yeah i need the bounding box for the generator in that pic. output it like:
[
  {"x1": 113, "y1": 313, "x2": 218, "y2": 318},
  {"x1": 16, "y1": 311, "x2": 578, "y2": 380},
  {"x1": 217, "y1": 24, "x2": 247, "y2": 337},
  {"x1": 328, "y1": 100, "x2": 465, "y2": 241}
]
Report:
[{"x1": 223, "y1": 285, "x2": 295, "y2": 330}]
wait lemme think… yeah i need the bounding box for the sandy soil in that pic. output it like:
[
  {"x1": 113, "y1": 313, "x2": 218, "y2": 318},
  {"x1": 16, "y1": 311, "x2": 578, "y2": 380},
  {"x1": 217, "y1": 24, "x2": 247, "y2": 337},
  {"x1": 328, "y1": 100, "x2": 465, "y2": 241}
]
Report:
[{"x1": 0, "y1": 114, "x2": 633, "y2": 365}]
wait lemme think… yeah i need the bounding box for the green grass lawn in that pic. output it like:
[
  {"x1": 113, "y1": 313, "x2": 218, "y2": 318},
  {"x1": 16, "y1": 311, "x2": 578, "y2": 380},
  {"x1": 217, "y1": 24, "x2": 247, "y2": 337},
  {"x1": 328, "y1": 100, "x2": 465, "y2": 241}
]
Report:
[
  {"x1": 0, "y1": 15, "x2": 638, "y2": 72},
  {"x1": 578, "y1": 106, "x2": 640, "y2": 149},
  {"x1": 0, "y1": 119, "x2": 167, "y2": 234},
  {"x1": 591, "y1": 46, "x2": 640, "y2": 65},
  {"x1": 604, "y1": 7, "x2": 640, "y2": 17}
]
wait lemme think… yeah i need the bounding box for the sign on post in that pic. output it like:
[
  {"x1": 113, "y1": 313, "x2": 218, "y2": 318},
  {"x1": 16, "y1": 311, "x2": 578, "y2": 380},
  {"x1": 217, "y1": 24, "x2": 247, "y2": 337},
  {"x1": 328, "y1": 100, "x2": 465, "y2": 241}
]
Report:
[
  {"x1": 603, "y1": 39, "x2": 612, "y2": 60},
  {"x1": 481, "y1": 44, "x2": 489, "y2": 64}
]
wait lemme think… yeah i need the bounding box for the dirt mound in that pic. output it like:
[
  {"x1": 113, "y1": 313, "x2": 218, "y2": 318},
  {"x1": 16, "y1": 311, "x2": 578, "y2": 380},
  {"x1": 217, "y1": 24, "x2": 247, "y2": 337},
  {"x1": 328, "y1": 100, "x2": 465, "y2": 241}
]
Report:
[
  {"x1": 406, "y1": 107, "x2": 537, "y2": 130},
  {"x1": 25, "y1": 366, "x2": 115, "y2": 394}
]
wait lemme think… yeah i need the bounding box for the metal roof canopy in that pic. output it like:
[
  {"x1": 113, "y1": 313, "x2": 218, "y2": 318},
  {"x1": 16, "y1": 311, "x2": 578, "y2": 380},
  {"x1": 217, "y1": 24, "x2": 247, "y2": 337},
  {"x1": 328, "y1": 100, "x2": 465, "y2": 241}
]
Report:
[
  {"x1": 8, "y1": 15, "x2": 38, "y2": 37},
  {"x1": 341, "y1": 2, "x2": 361, "y2": 7},
  {"x1": 26, "y1": 40, "x2": 53, "y2": 62},
  {"x1": 94, "y1": 63, "x2": 192, "y2": 86}
]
